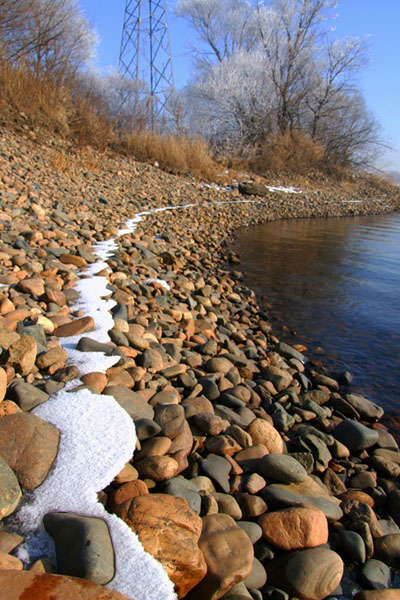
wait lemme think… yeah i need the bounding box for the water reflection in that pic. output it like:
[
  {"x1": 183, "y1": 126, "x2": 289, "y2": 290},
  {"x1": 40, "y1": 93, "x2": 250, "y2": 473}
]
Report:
[{"x1": 233, "y1": 213, "x2": 400, "y2": 413}]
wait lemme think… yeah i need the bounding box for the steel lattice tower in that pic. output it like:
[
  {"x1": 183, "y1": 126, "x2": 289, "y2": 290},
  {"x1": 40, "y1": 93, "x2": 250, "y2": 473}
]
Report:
[{"x1": 119, "y1": 0, "x2": 174, "y2": 130}]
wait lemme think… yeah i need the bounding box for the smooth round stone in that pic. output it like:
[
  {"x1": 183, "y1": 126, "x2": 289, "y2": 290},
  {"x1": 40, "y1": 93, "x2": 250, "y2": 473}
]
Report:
[
  {"x1": 345, "y1": 393, "x2": 384, "y2": 420},
  {"x1": 348, "y1": 470, "x2": 377, "y2": 489},
  {"x1": 134, "y1": 418, "x2": 161, "y2": 441},
  {"x1": 360, "y1": 559, "x2": 392, "y2": 589},
  {"x1": 374, "y1": 534, "x2": 400, "y2": 569},
  {"x1": 243, "y1": 557, "x2": 267, "y2": 590},
  {"x1": 333, "y1": 420, "x2": 379, "y2": 452},
  {"x1": 237, "y1": 521, "x2": 263, "y2": 544},
  {"x1": 339, "y1": 529, "x2": 366, "y2": 564},
  {"x1": 153, "y1": 404, "x2": 185, "y2": 439},
  {"x1": 258, "y1": 506, "x2": 328, "y2": 551},
  {"x1": 378, "y1": 520, "x2": 400, "y2": 536},
  {"x1": 247, "y1": 419, "x2": 283, "y2": 453},
  {"x1": 205, "y1": 356, "x2": 234, "y2": 374},
  {"x1": 234, "y1": 492, "x2": 268, "y2": 519},
  {"x1": 267, "y1": 548, "x2": 344, "y2": 600},
  {"x1": 135, "y1": 455, "x2": 179, "y2": 482},
  {"x1": 258, "y1": 453, "x2": 308, "y2": 484},
  {"x1": 213, "y1": 493, "x2": 242, "y2": 520}
]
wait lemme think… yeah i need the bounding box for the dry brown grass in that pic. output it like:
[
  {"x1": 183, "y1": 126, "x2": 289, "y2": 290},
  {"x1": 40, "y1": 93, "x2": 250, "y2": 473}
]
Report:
[
  {"x1": 0, "y1": 61, "x2": 218, "y2": 180},
  {"x1": 118, "y1": 131, "x2": 217, "y2": 179},
  {"x1": 249, "y1": 131, "x2": 326, "y2": 176}
]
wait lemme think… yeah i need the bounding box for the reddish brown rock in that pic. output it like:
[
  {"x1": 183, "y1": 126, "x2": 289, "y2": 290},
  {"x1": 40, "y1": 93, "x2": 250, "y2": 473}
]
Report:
[
  {"x1": 55, "y1": 316, "x2": 95, "y2": 337},
  {"x1": 8, "y1": 335, "x2": 37, "y2": 376},
  {"x1": 0, "y1": 531, "x2": 23, "y2": 554},
  {"x1": 188, "y1": 513, "x2": 254, "y2": 600},
  {"x1": 115, "y1": 493, "x2": 206, "y2": 598},
  {"x1": 0, "y1": 551, "x2": 23, "y2": 570},
  {"x1": 247, "y1": 419, "x2": 284, "y2": 453},
  {"x1": 0, "y1": 368, "x2": 6, "y2": 403},
  {"x1": 81, "y1": 372, "x2": 107, "y2": 393},
  {"x1": 0, "y1": 412, "x2": 59, "y2": 490},
  {"x1": 17, "y1": 277, "x2": 45, "y2": 297},
  {"x1": 45, "y1": 290, "x2": 66, "y2": 307},
  {"x1": 0, "y1": 400, "x2": 22, "y2": 418},
  {"x1": 258, "y1": 506, "x2": 329, "y2": 550},
  {"x1": 59, "y1": 253, "x2": 88, "y2": 268},
  {"x1": 0, "y1": 571, "x2": 130, "y2": 599},
  {"x1": 36, "y1": 346, "x2": 67, "y2": 369},
  {"x1": 108, "y1": 479, "x2": 149, "y2": 516}
]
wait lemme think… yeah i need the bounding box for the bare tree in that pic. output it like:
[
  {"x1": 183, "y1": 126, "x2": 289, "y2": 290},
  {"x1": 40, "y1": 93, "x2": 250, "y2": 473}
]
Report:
[{"x1": 2, "y1": 0, "x2": 97, "y2": 78}]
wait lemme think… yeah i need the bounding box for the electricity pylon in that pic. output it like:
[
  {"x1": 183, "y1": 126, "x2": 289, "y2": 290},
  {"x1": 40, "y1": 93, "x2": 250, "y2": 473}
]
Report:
[{"x1": 119, "y1": 0, "x2": 174, "y2": 130}]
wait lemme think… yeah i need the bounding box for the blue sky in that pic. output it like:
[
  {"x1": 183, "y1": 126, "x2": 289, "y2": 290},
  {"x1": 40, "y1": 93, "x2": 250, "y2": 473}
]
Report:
[{"x1": 80, "y1": 0, "x2": 400, "y2": 171}]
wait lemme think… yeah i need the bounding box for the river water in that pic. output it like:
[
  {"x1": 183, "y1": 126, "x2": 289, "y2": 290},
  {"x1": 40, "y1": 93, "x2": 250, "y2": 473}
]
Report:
[{"x1": 232, "y1": 212, "x2": 400, "y2": 415}]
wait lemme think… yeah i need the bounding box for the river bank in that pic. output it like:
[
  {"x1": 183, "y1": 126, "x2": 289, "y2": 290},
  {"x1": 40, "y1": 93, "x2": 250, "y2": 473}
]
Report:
[{"x1": 1, "y1": 129, "x2": 400, "y2": 599}]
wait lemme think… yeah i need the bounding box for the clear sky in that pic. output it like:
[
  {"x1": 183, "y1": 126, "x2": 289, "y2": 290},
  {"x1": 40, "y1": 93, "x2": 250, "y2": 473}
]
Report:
[{"x1": 79, "y1": 0, "x2": 400, "y2": 172}]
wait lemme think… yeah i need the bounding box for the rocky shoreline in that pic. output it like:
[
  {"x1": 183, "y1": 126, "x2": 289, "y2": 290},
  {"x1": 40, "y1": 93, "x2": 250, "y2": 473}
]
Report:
[{"x1": 1, "y1": 129, "x2": 400, "y2": 599}]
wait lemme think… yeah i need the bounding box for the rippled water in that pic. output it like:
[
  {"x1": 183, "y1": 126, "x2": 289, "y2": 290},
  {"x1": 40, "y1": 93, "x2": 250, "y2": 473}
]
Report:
[{"x1": 232, "y1": 212, "x2": 400, "y2": 414}]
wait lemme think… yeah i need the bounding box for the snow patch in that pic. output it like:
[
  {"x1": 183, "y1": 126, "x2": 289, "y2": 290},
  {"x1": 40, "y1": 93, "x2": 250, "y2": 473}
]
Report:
[{"x1": 13, "y1": 206, "x2": 183, "y2": 600}]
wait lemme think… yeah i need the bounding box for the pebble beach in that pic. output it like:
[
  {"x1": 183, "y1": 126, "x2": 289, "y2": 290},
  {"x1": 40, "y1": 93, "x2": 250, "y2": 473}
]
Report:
[{"x1": 1, "y1": 129, "x2": 400, "y2": 600}]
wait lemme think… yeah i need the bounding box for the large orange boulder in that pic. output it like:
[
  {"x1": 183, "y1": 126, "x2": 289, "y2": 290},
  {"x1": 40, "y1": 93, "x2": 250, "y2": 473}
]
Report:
[
  {"x1": 188, "y1": 513, "x2": 254, "y2": 600},
  {"x1": 114, "y1": 493, "x2": 206, "y2": 598},
  {"x1": 0, "y1": 571, "x2": 130, "y2": 599},
  {"x1": 258, "y1": 506, "x2": 329, "y2": 550}
]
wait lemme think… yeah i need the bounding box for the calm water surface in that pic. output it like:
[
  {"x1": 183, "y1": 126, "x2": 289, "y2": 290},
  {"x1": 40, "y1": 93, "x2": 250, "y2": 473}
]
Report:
[{"x1": 233, "y1": 212, "x2": 400, "y2": 414}]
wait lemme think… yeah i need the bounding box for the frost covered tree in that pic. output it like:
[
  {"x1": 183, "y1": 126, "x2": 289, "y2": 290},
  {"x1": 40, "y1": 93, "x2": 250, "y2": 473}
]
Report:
[
  {"x1": 175, "y1": 0, "x2": 258, "y2": 72},
  {"x1": 176, "y1": 0, "x2": 381, "y2": 168}
]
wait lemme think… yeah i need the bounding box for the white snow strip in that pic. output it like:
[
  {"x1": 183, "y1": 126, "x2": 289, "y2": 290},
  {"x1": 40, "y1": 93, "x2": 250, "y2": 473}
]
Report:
[
  {"x1": 267, "y1": 185, "x2": 303, "y2": 194},
  {"x1": 13, "y1": 205, "x2": 205, "y2": 599}
]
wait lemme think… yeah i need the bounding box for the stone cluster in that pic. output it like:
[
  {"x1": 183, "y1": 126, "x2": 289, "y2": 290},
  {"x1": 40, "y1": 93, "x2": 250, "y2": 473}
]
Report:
[{"x1": 0, "y1": 129, "x2": 400, "y2": 599}]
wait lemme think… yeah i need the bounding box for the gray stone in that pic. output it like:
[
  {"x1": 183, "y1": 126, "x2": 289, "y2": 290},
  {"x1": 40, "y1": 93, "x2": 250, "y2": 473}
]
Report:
[
  {"x1": 258, "y1": 453, "x2": 308, "y2": 484},
  {"x1": 77, "y1": 337, "x2": 126, "y2": 363},
  {"x1": 134, "y1": 418, "x2": 161, "y2": 441},
  {"x1": 9, "y1": 382, "x2": 49, "y2": 411},
  {"x1": 345, "y1": 393, "x2": 384, "y2": 420},
  {"x1": 163, "y1": 478, "x2": 201, "y2": 514},
  {"x1": 277, "y1": 342, "x2": 306, "y2": 364},
  {"x1": 243, "y1": 557, "x2": 267, "y2": 590},
  {"x1": 360, "y1": 559, "x2": 392, "y2": 590},
  {"x1": 103, "y1": 386, "x2": 154, "y2": 421},
  {"x1": 0, "y1": 455, "x2": 22, "y2": 519},
  {"x1": 339, "y1": 529, "x2": 366, "y2": 564},
  {"x1": 44, "y1": 512, "x2": 114, "y2": 585},
  {"x1": 333, "y1": 420, "x2": 379, "y2": 452},
  {"x1": 300, "y1": 389, "x2": 330, "y2": 406},
  {"x1": 237, "y1": 521, "x2": 263, "y2": 544},
  {"x1": 201, "y1": 453, "x2": 231, "y2": 493}
]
